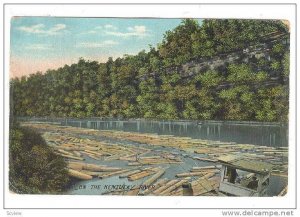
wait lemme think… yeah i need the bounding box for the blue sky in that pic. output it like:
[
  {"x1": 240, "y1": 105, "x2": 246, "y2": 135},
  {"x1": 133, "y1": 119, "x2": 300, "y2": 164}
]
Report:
[{"x1": 10, "y1": 17, "x2": 202, "y2": 78}]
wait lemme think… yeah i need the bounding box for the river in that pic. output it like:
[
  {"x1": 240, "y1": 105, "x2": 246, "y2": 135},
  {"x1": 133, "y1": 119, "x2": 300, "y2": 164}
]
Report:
[
  {"x1": 22, "y1": 117, "x2": 288, "y2": 147},
  {"x1": 19, "y1": 118, "x2": 288, "y2": 196}
]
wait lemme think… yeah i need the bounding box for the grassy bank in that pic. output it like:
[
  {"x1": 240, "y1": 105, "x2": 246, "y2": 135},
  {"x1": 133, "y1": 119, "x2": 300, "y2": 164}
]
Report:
[{"x1": 9, "y1": 122, "x2": 70, "y2": 194}]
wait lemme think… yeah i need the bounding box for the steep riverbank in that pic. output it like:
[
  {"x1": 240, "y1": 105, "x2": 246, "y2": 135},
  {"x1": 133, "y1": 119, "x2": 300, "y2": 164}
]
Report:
[{"x1": 9, "y1": 122, "x2": 70, "y2": 194}]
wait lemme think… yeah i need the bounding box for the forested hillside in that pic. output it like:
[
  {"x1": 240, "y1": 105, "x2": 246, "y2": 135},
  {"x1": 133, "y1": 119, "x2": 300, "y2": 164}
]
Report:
[{"x1": 10, "y1": 19, "x2": 290, "y2": 122}]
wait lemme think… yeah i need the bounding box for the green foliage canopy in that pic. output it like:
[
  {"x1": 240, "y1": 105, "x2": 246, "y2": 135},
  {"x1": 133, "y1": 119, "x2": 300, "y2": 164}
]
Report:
[{"x1": 10, "y1": 19, "x2": 289, "y2": 122}]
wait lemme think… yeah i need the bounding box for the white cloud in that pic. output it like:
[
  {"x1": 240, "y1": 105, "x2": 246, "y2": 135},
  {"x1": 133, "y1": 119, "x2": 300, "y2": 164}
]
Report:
[
  {"x1": 49, "y1": 24, "x2": 66, "y2": 32},
  {"x1": 18, "y1": 23, "x2": 66, "y2": 35},
  {"x1": 18, "y1": 24, "x2": 45, "y2": 33},
  {"x1": 79, "y1": 30, "x2": 98, "y2": 35},
  {"x1": 24, "y1": 44, "x2": 53, "y2": 50},
  {"x1": 127, "y1": 25, "x2": 146, "y2": 33},
  {"x1": 95, "y1": 24, "x2": 117, "y2": 30},
  {"x1": 79, "y1": 24, "x2": 149, "y2": 38},
  {"x1": 81, "y1": 24, "x2": 117, "y2": 35},
  {"x1": 76, "y1": 40, "x2": 119, "y2": 48},
  {"x1": 105, "y1": 25, "x2": 149, "y2": 38},
  {"x1": 104, "y1": 24, "x2": 117, "y2": 30}
]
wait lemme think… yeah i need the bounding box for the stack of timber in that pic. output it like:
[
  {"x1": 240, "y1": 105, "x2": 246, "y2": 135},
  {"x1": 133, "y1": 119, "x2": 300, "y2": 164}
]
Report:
[{"x1": 183, "y1": 177, "x2": 219, "y2": 196}]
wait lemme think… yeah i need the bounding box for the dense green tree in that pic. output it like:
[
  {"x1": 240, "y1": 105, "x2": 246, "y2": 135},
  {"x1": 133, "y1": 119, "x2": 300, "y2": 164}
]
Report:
[
  {"x1": 158, "y1": 19, "x2": 200, "y2": 66},
  {"x1": 10, "y1": 19, "x2": 289, "y2": 122}
]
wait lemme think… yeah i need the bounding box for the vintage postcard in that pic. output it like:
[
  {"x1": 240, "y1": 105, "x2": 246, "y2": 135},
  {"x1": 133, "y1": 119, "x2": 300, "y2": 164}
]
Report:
[
  {"x1": 2, "y1": 3, "x2": 297, "y2": 212},
  {"x1": 9, "y1": 16, "x2": 290, "y2": 196}
]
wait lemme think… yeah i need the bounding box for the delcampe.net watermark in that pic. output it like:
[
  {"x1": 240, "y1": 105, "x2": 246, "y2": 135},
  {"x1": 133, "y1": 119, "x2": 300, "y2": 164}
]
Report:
[{"x1": 222, "y1": 210, "x2": 294, "y2": 217}]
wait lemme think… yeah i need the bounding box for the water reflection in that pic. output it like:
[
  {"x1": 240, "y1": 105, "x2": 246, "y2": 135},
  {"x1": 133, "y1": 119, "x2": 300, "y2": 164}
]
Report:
[{"x1": 57, "y1": 119, "x2": 287, "y2": 147}]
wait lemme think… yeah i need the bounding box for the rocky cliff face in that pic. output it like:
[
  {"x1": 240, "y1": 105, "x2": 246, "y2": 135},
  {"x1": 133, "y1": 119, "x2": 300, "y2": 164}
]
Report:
[{"x1": 141, "y1": 32, "x2": 289, "y2": 84}]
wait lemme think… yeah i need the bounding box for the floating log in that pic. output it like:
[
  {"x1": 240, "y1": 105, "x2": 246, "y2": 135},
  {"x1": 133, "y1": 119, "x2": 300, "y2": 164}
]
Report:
[
  {"x1": 60, "y1": 143, "x2": 76, "y2": 147},
  {"x1": 142, "y1": 169, "x2": 165, "y2": 186},
  {"x1": 84, "y1": 146, "x2": 102, "y2": 151},
  {"x1": 68, "y1": 169, "x2": 93, "y2": 180},
  {"x1": 96, "y1": 150, "x2": 112, "y2": 156},
  {"x1": 140, "y1": 156, "x2": 161, "y2": 159},
  {"x1": 68, "y1": 162, "x2": 121, "y2": 172},
  {"x1": 99, "y1": 169, "x2": 131, "y2": 179},
  {"x1": 278, "y1": 186, "x2": 288, "y2": 196},
  {"x1": 128, "y1": 162, "x2": 142, "y2": 166},
  {"x1": 58, "y1": 153, "x2": 85, "y2": 161},
  {"x1": 128, "y1": 170, "x2": 156, "y2": 181},
  {"x1": 119, "y1": 169, "x2": 142, "y2": 178},
  {"x1": 84, "y1": 149, "x2": 104, "y2": 156},
  {"x1": 105, "y1": 155, "x2": 122, "y2": 161},
  {"x1": 193, "y1": 157, "x2": 218, "y2": 162},
  {"x1": 73, "y1": 151, "x2": 82, "y2": 157},
  {"x1": 84, "y1": 153, "x2": 102, "y2": 160},
  {"x1": 169, "y1": 187, "x2": 184, "y2": 196},
  {"x1": 58, "y1": 149, "x2": 74, "y2": 156},
  {"x1": 190, "y1": 168, "x2": 220, "y2": 174},
  {"x1": 119, "y1": 155, "x2": 138, "y2": 161},
  {"x1": 272, "y1": 173, "x2": 288, "y2": 178},
  {"x1": 200, "y1": 172, "x2": 216, "y2": 180},
  {"x1": 138, "y1": 159, "x2": 181, "y2": 165},
  {"x1": 125, "y1": 187, "x2": 140, "y2": 196},
  {"x1": 176, "y1": 171, "x2": 208, "y2": 178},
  {"x1": 194, "y1": 149, "x2": 214, "y2": 154},
  {"x1": 160, "y1": 178, "x2": 190, "y2": 195},
  {"x1": 191, "y1": 165, "x2": 221, "y2": 171},
  {"x1": 152, "y1": 179, "x2": 180, "y2": 195},
  {"x1": 277, "y1": 147, "x2": 288, "y2": 150},
  {"x1": 80, "y1": 170, "x2": 105, "y2": 177},
  {"x1": 140, "y1": 178, "x2": 169, "y2": 195}
]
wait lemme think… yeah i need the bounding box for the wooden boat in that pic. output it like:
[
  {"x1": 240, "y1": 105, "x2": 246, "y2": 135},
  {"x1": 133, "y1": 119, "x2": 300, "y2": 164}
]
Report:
[{"x1": 218, "y1": 155, "x2": 274, "y2": 196}]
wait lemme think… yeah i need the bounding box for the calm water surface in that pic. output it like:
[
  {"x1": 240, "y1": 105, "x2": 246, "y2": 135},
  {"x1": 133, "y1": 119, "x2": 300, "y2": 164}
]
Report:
[{"x1": 55, "y1": 118, "x2": 288, "y2": 147}]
